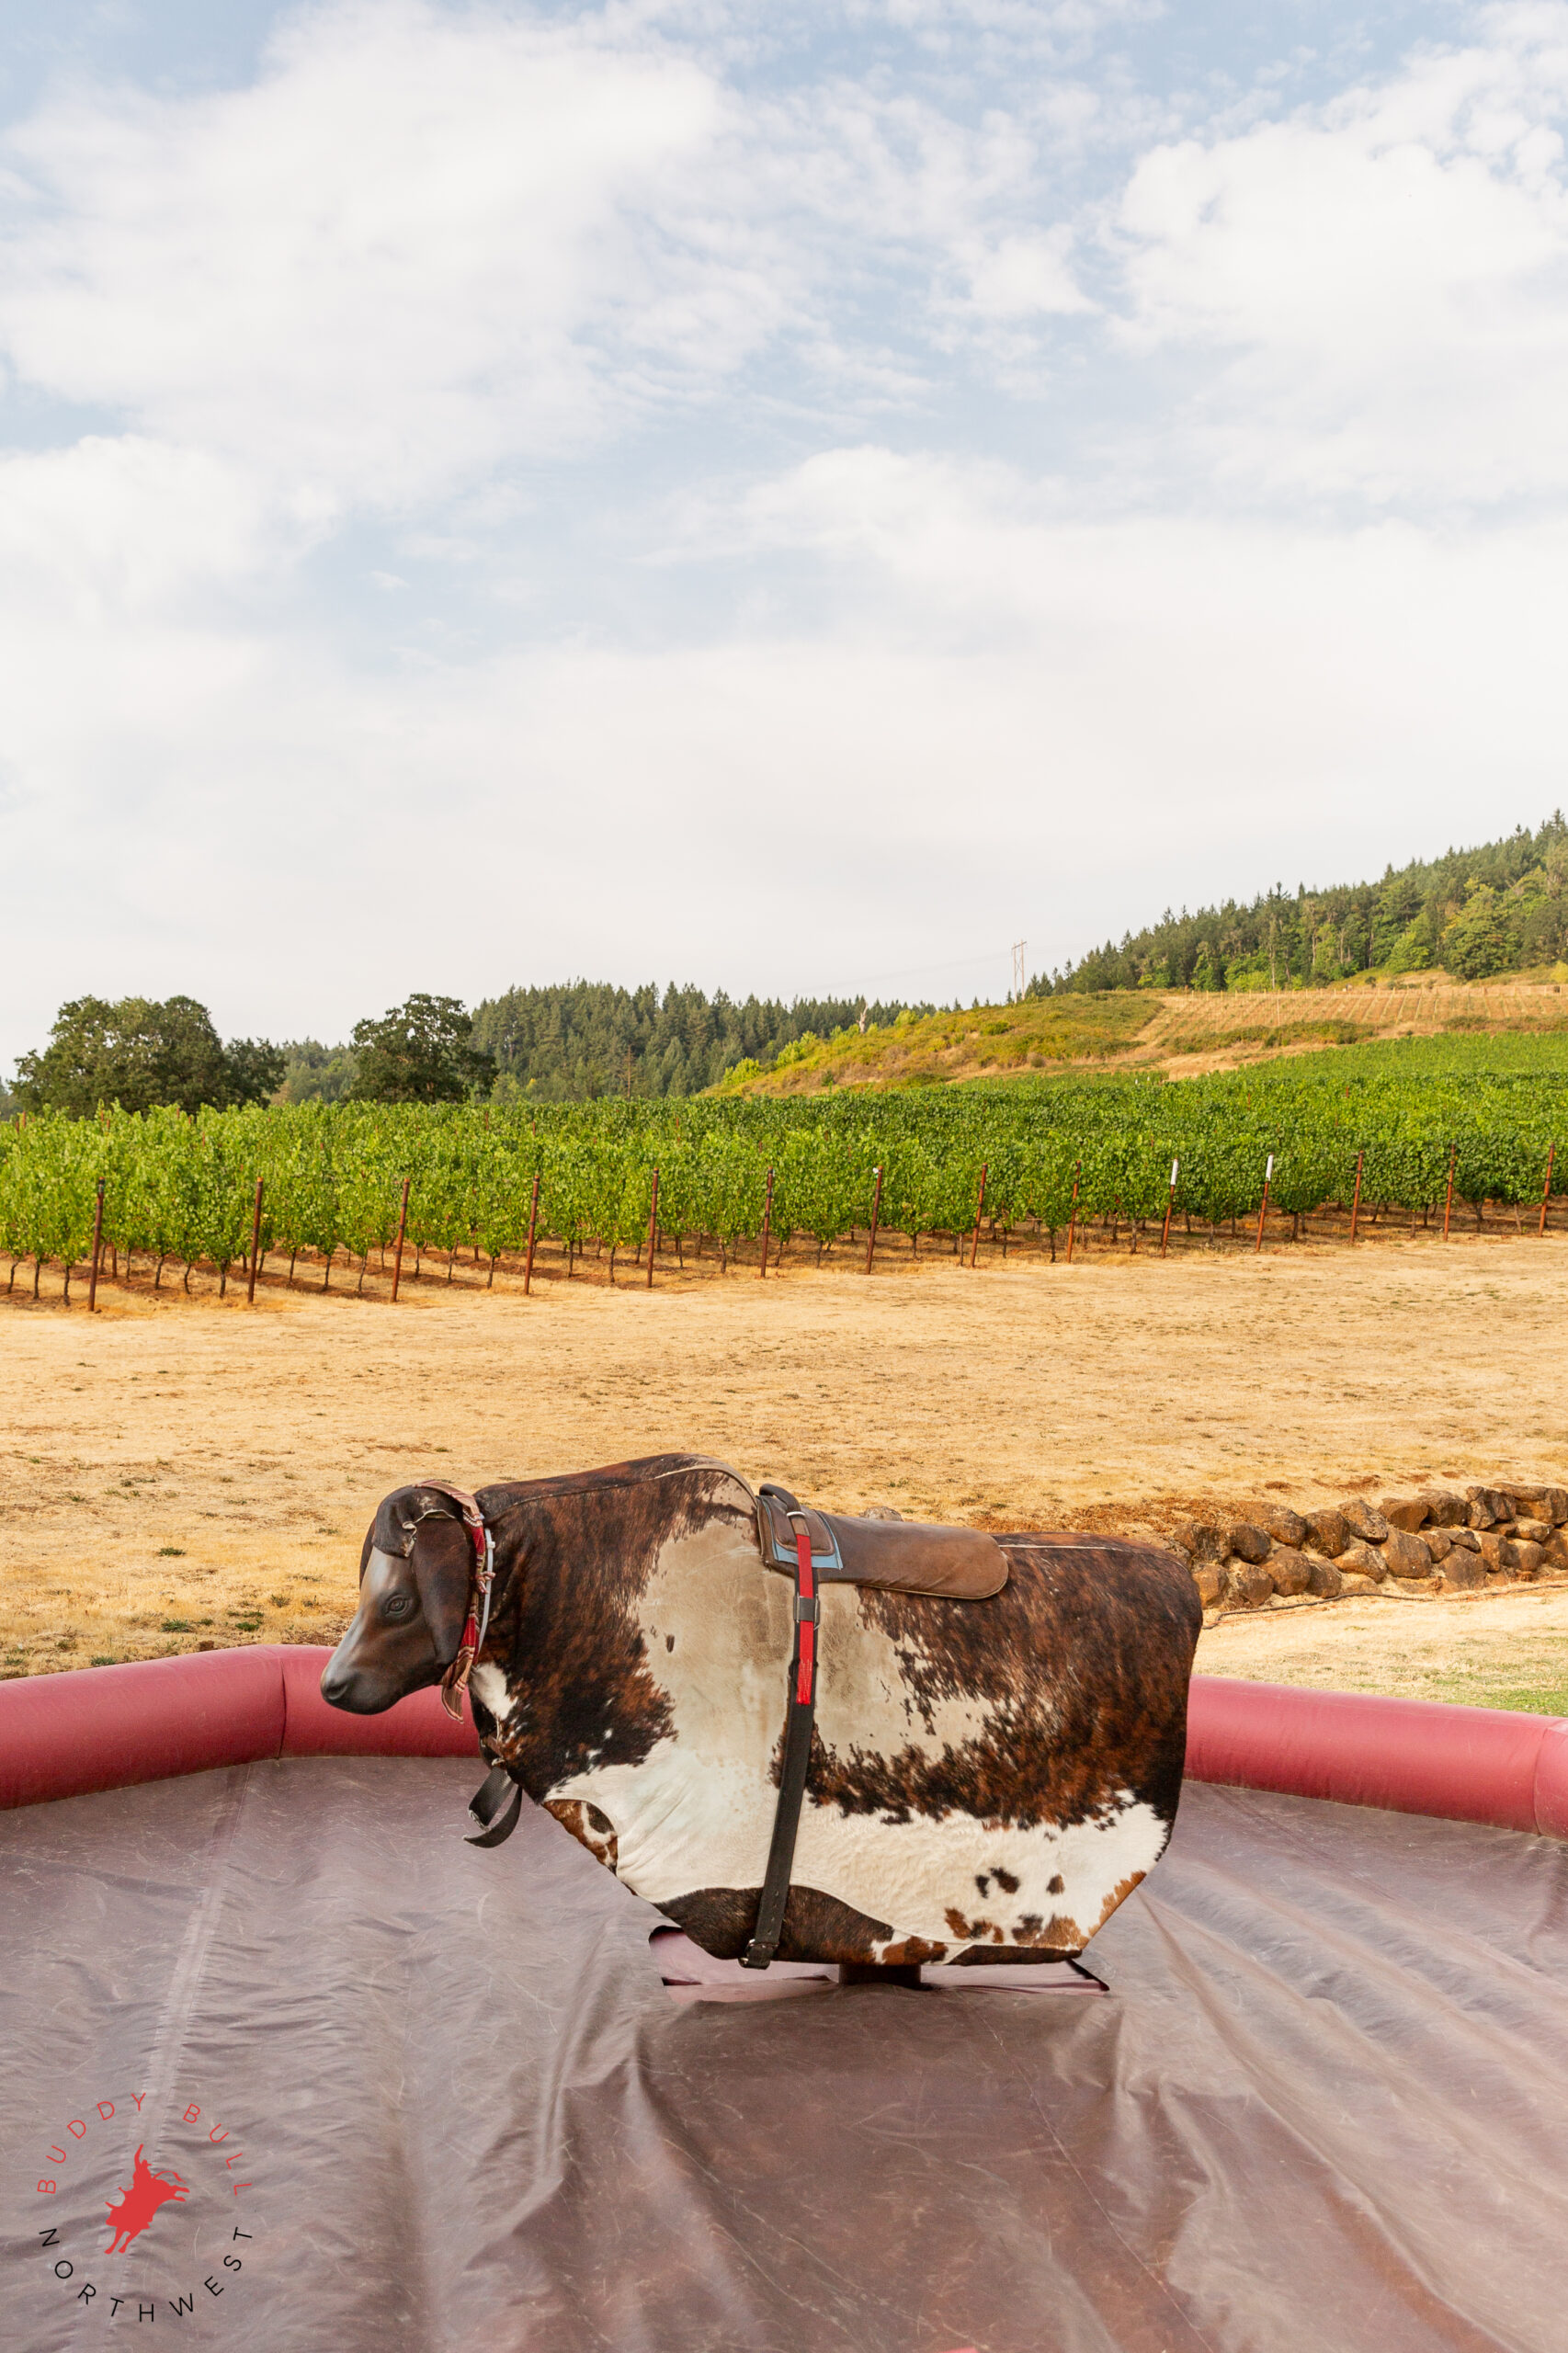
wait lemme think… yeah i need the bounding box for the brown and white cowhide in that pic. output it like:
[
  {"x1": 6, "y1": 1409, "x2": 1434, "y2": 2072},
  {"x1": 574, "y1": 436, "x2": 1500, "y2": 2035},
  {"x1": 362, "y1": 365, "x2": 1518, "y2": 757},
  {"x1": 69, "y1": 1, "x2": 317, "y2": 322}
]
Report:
[{"x1": 322, "y1": 1454, "x2": 1201, "y2": 1967}]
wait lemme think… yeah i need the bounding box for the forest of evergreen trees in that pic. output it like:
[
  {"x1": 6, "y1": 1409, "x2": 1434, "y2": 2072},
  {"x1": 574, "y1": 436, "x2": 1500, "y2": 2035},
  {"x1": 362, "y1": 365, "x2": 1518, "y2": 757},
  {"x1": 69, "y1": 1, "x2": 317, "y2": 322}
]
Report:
[
  {"x1": 469, "y1": 983, "x2": 918, "y2": 1101},
  {"x1": 1032, "y1": 817, "x2": 1568, "y2": 996},
  {"x1": 268, "y1": 985, "x2": 923, "y2": 1105}
]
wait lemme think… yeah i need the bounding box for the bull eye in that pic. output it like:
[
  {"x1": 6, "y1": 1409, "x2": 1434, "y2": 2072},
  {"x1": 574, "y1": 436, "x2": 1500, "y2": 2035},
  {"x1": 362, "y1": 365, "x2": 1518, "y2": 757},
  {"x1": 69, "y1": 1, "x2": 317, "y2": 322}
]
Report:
[{"x1": 381, "y1": 1593, "x2": 415, "y2": 1620}]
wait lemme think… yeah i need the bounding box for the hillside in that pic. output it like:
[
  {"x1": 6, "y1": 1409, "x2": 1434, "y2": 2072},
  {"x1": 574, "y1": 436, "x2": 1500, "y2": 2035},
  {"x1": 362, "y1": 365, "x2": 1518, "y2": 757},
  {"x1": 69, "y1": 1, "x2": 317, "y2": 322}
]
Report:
[
  {"x1": 28, "y1": 824, "x2": 1566, "y2": 1116},
  {"x1": 716, "y1": 974, "x2": 1568, "y2": 1094},
  {"x1": 1037, "y1": 815, "x2": 1568, "y2": 995}
]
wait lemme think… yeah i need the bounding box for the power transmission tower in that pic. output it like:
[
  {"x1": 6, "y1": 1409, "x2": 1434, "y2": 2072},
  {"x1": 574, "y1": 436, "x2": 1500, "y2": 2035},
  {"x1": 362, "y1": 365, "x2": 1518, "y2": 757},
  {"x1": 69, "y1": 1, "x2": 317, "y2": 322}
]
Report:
[{"x1": 1011, "y1": 940, "x2": 1027, "y2": 1001}]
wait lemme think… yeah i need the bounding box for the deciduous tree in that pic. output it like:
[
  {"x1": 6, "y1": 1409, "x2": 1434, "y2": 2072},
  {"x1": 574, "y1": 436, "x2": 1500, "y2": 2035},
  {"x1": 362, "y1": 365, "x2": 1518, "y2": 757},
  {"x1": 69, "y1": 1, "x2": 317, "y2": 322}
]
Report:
[
  {"x1": 348, "y1": 995, "x2": 493, "y2": 1104},
  {"x1": 14, "y1": 996, "x2": 280, "y2": 1115}
]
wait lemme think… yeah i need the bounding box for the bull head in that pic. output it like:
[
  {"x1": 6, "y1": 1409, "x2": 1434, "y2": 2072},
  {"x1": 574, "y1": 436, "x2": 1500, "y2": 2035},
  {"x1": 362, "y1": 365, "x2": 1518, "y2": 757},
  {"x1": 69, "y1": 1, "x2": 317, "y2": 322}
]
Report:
[{"x1": 320, "y1": 1487, "x2": 476, "y2": 1714}]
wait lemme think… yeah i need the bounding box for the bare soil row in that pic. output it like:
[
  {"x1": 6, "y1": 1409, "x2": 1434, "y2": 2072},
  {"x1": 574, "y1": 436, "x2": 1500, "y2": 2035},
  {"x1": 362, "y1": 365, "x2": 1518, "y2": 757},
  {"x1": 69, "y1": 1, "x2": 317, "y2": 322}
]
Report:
[{"x1": 8, "y1": 1191, "x2": 1568, "y2": 1314}]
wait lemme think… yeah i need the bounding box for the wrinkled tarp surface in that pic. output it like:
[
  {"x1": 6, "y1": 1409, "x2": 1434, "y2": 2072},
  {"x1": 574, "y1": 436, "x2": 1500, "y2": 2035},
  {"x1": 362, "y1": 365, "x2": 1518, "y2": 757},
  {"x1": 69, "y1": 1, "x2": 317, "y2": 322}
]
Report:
[{"x1": 5, "y1": 1757, "x2": 1565, "y2": 2353}]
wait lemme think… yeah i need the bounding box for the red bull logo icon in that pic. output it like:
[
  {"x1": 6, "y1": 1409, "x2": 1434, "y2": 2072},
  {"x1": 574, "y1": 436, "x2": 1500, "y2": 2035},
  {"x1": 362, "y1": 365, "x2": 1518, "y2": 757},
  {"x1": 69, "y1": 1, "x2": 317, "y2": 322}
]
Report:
[{"x1": 104, "y1": 2144, "x2": 190, "y2": 2253}]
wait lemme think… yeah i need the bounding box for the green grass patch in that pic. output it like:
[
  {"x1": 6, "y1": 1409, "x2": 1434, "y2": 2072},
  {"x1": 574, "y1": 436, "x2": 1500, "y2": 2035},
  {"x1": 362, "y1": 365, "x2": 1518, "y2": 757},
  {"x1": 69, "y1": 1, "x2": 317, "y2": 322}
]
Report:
[
  {"x1": 721, "y1": 992, "x2": 1158, "y2": 1095},
  {"x1": 1273, "y1": 1029, "x2": 1568, "y2": 1081},
  {"x1": 1415, "y1": 1638, "x2": 1568, "y2": 1716}
]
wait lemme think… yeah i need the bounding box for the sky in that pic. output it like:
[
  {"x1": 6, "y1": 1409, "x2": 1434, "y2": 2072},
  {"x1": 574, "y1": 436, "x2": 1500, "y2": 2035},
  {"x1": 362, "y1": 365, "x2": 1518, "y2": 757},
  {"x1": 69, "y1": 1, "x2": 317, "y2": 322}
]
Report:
[{"x1": 2, "y1": 0, "x2": 1565, "y2": 1062}]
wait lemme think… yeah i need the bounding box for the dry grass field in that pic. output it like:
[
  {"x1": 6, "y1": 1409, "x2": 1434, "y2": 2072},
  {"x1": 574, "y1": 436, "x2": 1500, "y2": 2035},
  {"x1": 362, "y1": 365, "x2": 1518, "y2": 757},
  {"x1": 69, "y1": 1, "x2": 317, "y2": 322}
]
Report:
[{"x1": 4, "y1": 1225, "x2": 1567, "y2": 1707}]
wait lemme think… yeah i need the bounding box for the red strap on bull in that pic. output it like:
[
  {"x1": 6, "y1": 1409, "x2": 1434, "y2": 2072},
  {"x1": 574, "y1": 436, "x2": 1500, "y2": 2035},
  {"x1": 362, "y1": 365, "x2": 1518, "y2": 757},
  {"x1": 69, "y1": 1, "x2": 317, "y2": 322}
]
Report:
[
  {"x1": 415, "y1": 1478, "x2": 493, "y2": 1721},
  {"x1": 795, "y1": 1520, "x2": 816, "y2": 1706}
]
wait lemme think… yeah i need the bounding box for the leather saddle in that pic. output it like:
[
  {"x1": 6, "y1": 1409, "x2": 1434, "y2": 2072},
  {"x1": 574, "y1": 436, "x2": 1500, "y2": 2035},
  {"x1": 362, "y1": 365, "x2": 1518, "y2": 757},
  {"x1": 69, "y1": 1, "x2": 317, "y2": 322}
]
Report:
[{"x1": 756, "y1": 1483, "x2": 1007, "y2": 1600}]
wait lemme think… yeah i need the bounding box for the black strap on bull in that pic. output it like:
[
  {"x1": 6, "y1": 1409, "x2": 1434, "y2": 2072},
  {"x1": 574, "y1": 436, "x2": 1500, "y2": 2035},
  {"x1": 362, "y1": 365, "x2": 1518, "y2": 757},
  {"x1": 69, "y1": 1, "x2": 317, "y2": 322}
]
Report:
[
  {"x1": 741, "y1": 1484, "x2": 823, "y2": 1970},
  {"x1": 465, "y1": 1762, "x2": 526, "y2": 1847}
]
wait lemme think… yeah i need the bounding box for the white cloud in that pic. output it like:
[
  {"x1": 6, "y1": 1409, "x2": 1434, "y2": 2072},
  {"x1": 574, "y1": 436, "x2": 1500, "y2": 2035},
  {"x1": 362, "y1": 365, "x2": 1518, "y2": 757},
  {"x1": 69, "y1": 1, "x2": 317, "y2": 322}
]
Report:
[
  {"x1": 0, "y1": 0, "x2": 1090, "y2": 528},
  {"x1": 1114, "y1": 4, "x2": 1568, "y2": 503},
  {"x1": 3, "y1": 5, "x2": 1568, "y2": 1063},
  {"x1": 958, "y1": 227, "x2": 1094, "y2": 316},
  {"x1": 0, "y1": 6, "x2": 744, "y2": 509},
  {"x1": 0, "y1": 437, "x2": 272, "y2": 618}
]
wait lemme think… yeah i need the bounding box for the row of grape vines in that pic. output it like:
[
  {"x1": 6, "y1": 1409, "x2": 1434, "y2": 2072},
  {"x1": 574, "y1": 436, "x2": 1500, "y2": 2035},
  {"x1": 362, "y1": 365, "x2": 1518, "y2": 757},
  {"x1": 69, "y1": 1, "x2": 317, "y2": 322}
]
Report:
[{"x1": 3, "y1": 1065, "x2": 1564, "y2": 1296}]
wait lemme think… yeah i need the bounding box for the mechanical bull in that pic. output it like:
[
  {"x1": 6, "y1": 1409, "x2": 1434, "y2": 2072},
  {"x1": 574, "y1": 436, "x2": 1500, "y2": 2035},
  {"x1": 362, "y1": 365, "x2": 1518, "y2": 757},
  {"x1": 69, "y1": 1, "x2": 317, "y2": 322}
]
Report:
[{"x1": 322, "y1": 1453, "x2": 1200, "y2": 1969}]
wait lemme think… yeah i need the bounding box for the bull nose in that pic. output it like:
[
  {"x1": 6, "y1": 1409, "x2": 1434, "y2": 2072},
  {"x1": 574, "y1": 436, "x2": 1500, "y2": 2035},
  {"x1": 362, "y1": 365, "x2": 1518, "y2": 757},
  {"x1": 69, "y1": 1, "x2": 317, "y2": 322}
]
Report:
[
  {"x1": 320, "y1": 1659, "x2": 357, "y2": 1709},
  {"x1": 320, "y1": 1654, "x2": 393, "y2": 1714}
]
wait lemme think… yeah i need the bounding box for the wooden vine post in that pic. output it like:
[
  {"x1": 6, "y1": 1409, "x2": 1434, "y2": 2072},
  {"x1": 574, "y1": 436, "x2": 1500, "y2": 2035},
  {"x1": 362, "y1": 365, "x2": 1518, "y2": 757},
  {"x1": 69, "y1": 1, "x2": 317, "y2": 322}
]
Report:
[
  {"x1": 1348, "y1": 1150, "x2": 1364, "y2": 1245},
  {"x1": 522, "y1": 1173, "x2": 541, "y2": 1295},
  {"x1": 1159, "y1": 1159, "x2": 1178, "y2": 1258},
  {"x1": 647, "y1": 1167, "x2": 660, "y2": 1290},
  {"x1": 864, "y1": 1167, "x2": 883, "y2": 1274},
  {"x1": 1541, "y1": 1143, "x2": 1555, "y2": 1236},
  {"x1": 1065, "y1": 1160, "x2": 1081, "y2": 1264},
  {"x1": 390, "y1": 1176, "x2": 411, "y2": 1302},
  {"x1": 87, "y1": 1179, "x2": 105, "y2": 1313},
  {"x1": 1442, "y1": 1142, "x2": 1457, "y2": 1241},
  {"x1": 968, "y1": 1163, "x2": 988, "y2": 1268},
  {"x1": 758, "y1": 1167, "x2": 773, "y2": 1278},
  {"x1": 1254, "y1": 1154, "x2": 1274, "y2": 1256},
  {"x1": 246, "y1": 1178, "x2": 265, "y2": 1303}
]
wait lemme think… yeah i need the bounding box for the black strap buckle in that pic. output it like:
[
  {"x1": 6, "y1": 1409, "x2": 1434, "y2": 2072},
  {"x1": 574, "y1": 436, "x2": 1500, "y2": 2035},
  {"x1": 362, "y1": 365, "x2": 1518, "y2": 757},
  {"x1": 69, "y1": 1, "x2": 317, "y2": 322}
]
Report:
[{"x1": 794, "y1": 1593, "x2": 821, "y2": 1623}]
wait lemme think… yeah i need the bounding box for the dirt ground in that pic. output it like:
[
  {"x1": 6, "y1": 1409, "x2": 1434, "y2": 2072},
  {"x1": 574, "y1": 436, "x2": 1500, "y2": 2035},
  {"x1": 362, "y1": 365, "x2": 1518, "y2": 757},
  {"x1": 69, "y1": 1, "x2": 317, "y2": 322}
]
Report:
[
  {"x1": 4, "y1": 1228, "x2": 1567, "y2": 1707},
  {"x1": 1199, "y1": 1584, "x2": 1568, "y2": 1714}
]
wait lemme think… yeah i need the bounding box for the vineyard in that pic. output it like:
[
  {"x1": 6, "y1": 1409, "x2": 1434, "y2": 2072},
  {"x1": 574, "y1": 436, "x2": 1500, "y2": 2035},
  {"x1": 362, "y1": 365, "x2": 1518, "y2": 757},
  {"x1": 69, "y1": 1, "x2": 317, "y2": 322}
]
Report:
[{"x1": 5, "y1": 1039, "x2": 1568, "y2": 1300}]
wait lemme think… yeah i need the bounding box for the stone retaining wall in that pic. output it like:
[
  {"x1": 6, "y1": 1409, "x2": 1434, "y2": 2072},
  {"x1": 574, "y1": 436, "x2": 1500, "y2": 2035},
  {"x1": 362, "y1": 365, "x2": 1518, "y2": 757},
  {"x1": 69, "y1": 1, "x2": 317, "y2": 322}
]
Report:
[{"x1": 1165, "y1": 1483, "x2": 1568, "y2": 1620}]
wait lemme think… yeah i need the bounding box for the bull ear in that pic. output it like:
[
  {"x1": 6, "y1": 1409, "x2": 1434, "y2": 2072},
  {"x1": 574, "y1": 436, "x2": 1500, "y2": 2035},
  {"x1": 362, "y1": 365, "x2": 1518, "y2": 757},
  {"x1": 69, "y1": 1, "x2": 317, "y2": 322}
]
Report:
[{"x1": 412, "y1": 1518, "x2": 473, "y2": 1664}]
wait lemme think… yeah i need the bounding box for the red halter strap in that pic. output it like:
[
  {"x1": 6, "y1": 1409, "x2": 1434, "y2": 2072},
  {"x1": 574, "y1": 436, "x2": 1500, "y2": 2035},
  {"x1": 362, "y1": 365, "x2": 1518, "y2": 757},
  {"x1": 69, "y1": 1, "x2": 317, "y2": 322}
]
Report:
[{"x1": 414, "y1": 1479, "x2": 494, "y2": 1721}]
